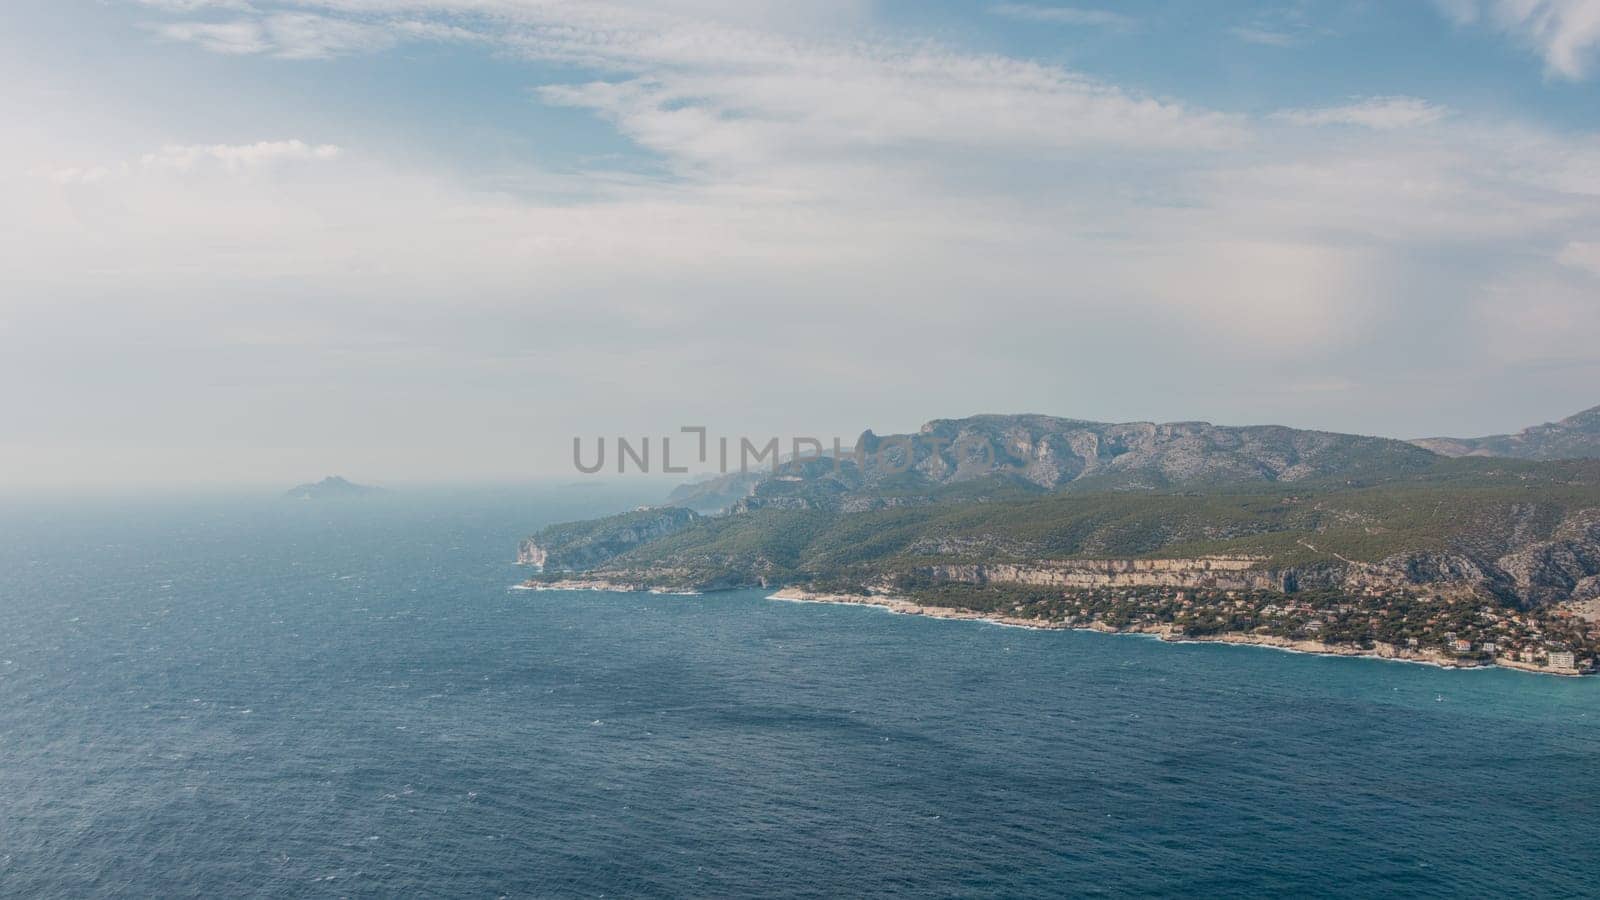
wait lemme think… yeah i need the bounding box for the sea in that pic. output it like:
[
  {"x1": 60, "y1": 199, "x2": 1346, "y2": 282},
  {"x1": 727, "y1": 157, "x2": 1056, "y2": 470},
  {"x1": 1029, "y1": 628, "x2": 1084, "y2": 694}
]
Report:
[{"x1": 2, "y1": 484, "x2": 1598, "y2": 898}]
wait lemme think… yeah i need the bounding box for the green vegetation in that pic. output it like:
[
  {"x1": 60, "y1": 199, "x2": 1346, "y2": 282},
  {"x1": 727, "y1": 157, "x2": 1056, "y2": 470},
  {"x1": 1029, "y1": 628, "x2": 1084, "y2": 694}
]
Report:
[
  {"x1": 573, "y1": 460, "x2": 1600, "y2": 591},
  {"x1": 523, "y1": 434, "x2": 1600, "y2": 671}
]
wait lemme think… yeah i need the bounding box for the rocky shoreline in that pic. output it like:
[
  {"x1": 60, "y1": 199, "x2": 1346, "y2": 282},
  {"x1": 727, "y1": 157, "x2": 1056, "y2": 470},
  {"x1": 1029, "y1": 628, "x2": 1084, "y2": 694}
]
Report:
[
  {"x1": 764, "y1": 588, "x2": 1586, "y2": 676},
  {"x1": 524, "y1": 577, "x2": 703, "y2": 595},
  {"x1": 520, "y1": 577, "x2": 1586, "y2": 676}
]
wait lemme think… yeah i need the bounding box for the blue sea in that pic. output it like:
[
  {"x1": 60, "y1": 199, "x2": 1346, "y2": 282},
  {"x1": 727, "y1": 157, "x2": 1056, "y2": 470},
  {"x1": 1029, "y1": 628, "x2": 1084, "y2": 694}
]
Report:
[{"x1": 3, "y1": 486, "x2": 1599, "y2": 898}]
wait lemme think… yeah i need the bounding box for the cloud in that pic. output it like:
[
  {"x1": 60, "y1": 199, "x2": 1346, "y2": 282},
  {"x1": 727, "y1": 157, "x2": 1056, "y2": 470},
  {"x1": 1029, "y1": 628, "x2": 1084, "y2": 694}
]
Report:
[
  {"x1": 31, "y1": 141, "x2": 340, "y2": 184},
  {"x1": 142, "y1": 140, "x2": 342, "y2": 171},
  {"x1": 988, "y1": 4, "x2": 1136, "y2": 29},
  {"x1": 154, "y1": 20, "x2": 270, "y2": 55},
  {"x1": 1436, "y1": 0, "x2": 1600, "y2": 79},
  {"x1": 6, "y1": 0, "x2": 1600, "y2": 484},
  {"x1": 1559, "y1": 240, "x2": 1600, "y2": 275},
  {"x1": 32, "y1": 164, "x2": 128, "y2": 185},
  {"x1": 1229, "y1": 26, "x2": 1301, "y2": 47},
  {"x1": 136, "y1": 0, "x2": 253, "y2": 10},
  {"x1": 1276, "y1": 96, "x2": 1450, "y2": 130},
  {"x1": 1228, "y1": 3, "x2": 1326, "y2": 48},
  {"x1": 142, "y1": 0, "x2": 1243, "y2": 163},
  {"x1": 91, "y1": 3, "x2": 1600, "y2": 317},
  {"x1": 156, "y1": 13, "x2": 397, "y2": 59}
]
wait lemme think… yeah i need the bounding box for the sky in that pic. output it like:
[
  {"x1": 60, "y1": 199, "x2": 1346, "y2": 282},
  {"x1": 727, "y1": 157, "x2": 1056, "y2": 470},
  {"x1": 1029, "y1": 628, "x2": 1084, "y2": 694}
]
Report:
[{"x1": 3, "y1": 0, "x2": 1600, "y2": 487}]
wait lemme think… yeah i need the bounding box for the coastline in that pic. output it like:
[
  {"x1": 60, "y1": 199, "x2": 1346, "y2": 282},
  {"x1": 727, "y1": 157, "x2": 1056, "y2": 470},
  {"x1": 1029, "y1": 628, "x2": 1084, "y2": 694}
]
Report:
[
  {"x1": 764, "y1": 588, "x2": 1587, "y2": 676},
  {"x1": 515, "y1": 577, "x2": 1586, "y2": 676},
  {"x1": 521, "y1": 577, "x2": 703, "y2": 596}
]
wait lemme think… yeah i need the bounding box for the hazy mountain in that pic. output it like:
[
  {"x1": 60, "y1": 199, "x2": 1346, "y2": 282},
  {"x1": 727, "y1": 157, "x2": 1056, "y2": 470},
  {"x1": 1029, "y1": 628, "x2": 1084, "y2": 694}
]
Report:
[
  {"x1": 665, "y1": 471, "x2": 768, "y2": 514},
  {"x1": 1412, "y1": 405, "x2": 1600, "y2": 461},
  {"x1": 283, "y1": 476, "x2": 382, "y2": 500},
  {"x1": 673, "y1": 414, "x2": 1441, "y2": 513}
]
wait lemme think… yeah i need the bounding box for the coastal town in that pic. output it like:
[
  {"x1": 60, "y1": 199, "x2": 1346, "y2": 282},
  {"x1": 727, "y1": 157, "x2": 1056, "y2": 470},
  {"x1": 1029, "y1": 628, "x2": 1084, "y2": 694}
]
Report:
[{"x1": 853, "y1": 578, "x2": 1600, "y2": 675}]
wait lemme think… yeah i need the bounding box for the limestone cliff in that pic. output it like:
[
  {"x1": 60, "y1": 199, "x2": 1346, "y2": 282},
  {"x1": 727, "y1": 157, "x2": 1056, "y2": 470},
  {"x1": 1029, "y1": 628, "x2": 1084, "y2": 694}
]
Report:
[
  {"x1": 905, "y1": 557, "x2": 1291, "y2": 593},
  {"x1": 892, "y1": 535, "x2": 1600, "y2": 607},
  {"x1": 516, "y1": 539, "x2": 548, "y2": 568},
  {"x1": 519, "y1": 507, "x2": 699, "y2": 572}
]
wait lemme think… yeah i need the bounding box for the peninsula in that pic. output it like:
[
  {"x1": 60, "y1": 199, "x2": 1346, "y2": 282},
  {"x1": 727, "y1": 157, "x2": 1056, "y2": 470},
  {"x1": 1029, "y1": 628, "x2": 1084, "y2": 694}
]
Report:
[{"x1": 521, "y1": 408, "x2": 1600, "y2": 675}]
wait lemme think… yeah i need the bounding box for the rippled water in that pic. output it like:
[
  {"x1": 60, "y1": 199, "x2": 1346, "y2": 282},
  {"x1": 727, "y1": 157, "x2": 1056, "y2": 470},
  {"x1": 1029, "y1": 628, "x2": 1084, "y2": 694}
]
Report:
[{"x1": 2, "y1": 487, "x2": 1598, "y2": 898}]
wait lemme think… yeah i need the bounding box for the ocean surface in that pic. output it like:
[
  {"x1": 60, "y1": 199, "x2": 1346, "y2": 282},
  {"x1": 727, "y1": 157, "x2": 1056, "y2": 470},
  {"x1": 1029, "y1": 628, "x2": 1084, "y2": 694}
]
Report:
[{"x1": 3, "y1": 486, "x2": 1599, "y2": 898}]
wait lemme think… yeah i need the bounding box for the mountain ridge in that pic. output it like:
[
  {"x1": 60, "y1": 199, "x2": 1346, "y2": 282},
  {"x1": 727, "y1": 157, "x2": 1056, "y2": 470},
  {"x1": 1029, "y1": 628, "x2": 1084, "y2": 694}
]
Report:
[
  {"x1": 1412, "y1": 405, "x2": 1600, "y2": 461},
  {"x1": 672, "y1": 412, "x2": 1441, "y2": 514},
  {"x1": 522, "y1": 406, "x2": 1600, "y2": 611}
]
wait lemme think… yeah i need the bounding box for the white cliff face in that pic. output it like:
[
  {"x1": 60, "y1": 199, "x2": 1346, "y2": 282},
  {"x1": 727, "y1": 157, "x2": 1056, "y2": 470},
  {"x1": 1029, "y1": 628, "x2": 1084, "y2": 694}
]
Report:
[
  {"x1": 907, "y1": 557, "x2": 1289, "y2": 592},
  {"x1": 516, "y1": 539, "x2": 548, "y2": 568},
  {"x1": 1492, "y1": 510, "x2": 1600, "y2": 603},
  {"x1": 893, "y1": 528, "x2": 1600, "y2": 607}
]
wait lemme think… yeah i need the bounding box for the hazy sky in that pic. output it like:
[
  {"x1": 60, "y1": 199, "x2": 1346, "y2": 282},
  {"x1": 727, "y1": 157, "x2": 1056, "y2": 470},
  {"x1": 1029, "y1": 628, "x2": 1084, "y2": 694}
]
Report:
[{"x1": 5, "y1": 0, "x2": 1600, "y2": 487}]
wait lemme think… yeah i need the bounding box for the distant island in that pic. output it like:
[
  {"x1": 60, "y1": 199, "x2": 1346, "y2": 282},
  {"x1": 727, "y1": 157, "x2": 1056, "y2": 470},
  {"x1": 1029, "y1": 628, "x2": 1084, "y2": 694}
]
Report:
[
  {"x1": 283, "y1": 475, "x2": 382, "y2": 500},
  {"x1": 520, "y1": 405, "x2": 1600, "y2": 676}
]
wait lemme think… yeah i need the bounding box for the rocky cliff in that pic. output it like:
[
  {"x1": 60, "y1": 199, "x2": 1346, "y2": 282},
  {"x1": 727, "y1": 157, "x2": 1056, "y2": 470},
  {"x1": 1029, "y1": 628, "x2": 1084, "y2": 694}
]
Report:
[
  {"x1": 902, "y1": 509, "x2": 1600, "y2": 606},
  {"x1": 515, "y1": 538, "x2": 549, "y2": 568},
  {"x1": 814, "y1": 538, "x2": 1600, "y2": 606},
  {"x1": 1492, "y1": 511, "x2": 1600, "y2": 604},
  {"x1": 904, "y1": 557, "x2": 1292, "y2": 593},
  {"x1": 518, "y1": 507, "x2": 699, "y2": 572}
]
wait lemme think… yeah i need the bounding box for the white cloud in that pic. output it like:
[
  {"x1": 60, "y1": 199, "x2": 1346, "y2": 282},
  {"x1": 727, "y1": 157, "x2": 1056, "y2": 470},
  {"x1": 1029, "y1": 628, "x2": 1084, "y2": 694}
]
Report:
[
  {"x1": 988, "y1": 4, "x2": 1136, "y2": 29},
  {"x1": 145, "y1": 1, "x2": 1238, "y2": 158},
  {"x1": 156, "y1": 13, "x2": 396, "y2": 58},
  {"x1": 30, "y1": 141, "x2": 340, "y2": 185},
  {"x1": 1276, "y1": 96, "x2": 1450, "y2": 130},
  {"x1": 141, "y1": 140, "x2": 342, "y2": 171},
  {"x1": 1559, "y1": 240, "x2": 1600, "y2": 275},
  {"x1": 32, "y1": 164, "x2": 127, "y2": 185},
  {"x1": 154, "y1": 20, "x2": 271, "y2": 55},
  {"x1": 5, "y1": 0, "x2": 1600, "y2": 483},
  {"x1": 1227, "y1": 3, "x2": 1328, "y2": 48},
  {"x1": 258, "y1": 13, "x2": 398, "y2": 59},
  {"x1": 1437, "y1": 0, "x2": 1600, "y2": 79},
  {"x1": 81, "y1": 3, "x2": 1600, "y2": 331},
  {"x1": 137, "y1": 0, "x2": 254, "y2": 11},
  {"x1": 1230, "y1": 26, "x2": 1301, "y2": 47}
]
